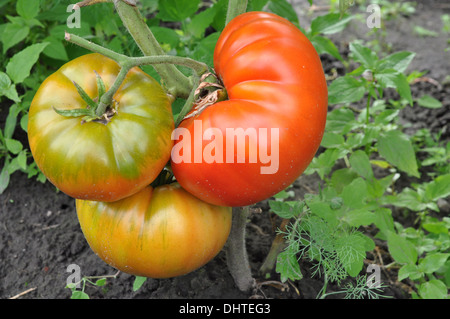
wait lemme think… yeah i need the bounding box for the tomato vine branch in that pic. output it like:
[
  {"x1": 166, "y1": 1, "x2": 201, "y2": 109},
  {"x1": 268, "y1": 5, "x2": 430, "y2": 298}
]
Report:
[{"x1": 65, "y1": 33, "x2": 209, "y2": 117}]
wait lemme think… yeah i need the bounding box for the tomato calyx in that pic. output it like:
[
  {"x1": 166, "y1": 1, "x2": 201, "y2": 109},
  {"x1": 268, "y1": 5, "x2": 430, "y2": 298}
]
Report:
[
  {"x1": 53, "y1": 71, "x2": 117, "y2": 125},
  {"x1": 183, "y1": 72, "x2": 227, "y2": 120}
]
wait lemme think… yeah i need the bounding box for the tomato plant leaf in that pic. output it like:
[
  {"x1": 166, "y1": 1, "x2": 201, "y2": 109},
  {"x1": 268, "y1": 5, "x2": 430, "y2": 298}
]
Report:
[
  {"x1": 157, "y1": 0, "x2": 201, "y2": 22},
  {"x1": 276, "y1": 248, "x2": 303, "y2": 283}
]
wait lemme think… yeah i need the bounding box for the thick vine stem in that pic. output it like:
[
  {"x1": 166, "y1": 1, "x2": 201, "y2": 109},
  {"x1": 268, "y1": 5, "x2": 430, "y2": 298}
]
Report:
[
  {"x1": 226, "y1": 0, "x2": 248, "y2": 24},
  {"x1": 225, "y1": 207, "x2": 256, "y2": 293},
  {"x1": 113, "y1": 0, "x2": 192, "y2": 98}
]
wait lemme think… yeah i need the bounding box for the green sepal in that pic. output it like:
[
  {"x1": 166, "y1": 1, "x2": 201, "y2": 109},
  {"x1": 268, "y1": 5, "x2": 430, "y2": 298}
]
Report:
[
  {"x1": 94, "y1": 71, "x2": 106, "y2": 100},
  {"x1": 72, "y1": 81, "x2": 97, "y2": 109}
]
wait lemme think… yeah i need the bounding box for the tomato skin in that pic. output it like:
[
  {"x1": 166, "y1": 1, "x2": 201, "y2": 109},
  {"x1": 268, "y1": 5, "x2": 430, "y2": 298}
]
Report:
[
  {"x1": 76, "y1": 183, "x2": 232, "y2": 278},
  {"x1": 28, "y1": 53, "x2": 174, "y2": 202},
  {"x1": 171, "y1": 12, "x2": 328, "y2": 207}
]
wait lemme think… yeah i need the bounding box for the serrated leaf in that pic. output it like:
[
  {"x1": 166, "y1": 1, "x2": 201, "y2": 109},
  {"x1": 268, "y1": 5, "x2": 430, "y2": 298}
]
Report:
[
  {"x1": 269, "y1": 200, "x2": 303, "y2": 219},
  {"x1": 328, "y1": 75, "x2": 366, "y2": 105},
  {"x1": 377, "y1": 130, "x2": 419, "y2": 178},
  {"x1": 6, "y1": 43, "x2": 49, "y2": 84},
  {"x1": 377, "y1": 51, "x2": 415, "y2": 73},
  {"x1": 276, "y1": 249, "x2": 303, "y2": 283},
  {"x1": 157, "y1": 0, "x2": 201, "y2": 22},
  {"x1": 350, "y1": 42, "x2": 378, "y2": 69}
]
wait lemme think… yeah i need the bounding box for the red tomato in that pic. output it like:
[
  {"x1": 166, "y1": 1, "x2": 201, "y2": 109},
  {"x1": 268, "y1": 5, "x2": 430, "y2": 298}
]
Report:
[
  {"x1": 76, "y1": 183, "x2": 232, "y2": 278},
  {"x1": 171, "y1": 12, "x2": 328, "y2": 207}
]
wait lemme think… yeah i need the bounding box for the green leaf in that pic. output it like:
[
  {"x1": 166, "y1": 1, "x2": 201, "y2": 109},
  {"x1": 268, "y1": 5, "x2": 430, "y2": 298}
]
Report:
[
  {"x1": 157, "y1": 0, "x2": 201, "y2": 22},
  {"x1": 341, "y1": 178, "x2": 367, "y2": 209},
  {"x1": 328, "y1": 75, "x2": 366, "y2": 105},
  {"x1": 187, "y1": 4, "x2": 220, "y2": 38},
  {"x1": 419, "y1": 253, "x2": 450, "y2": 274},
  {"x1": 191, "y1": 32, "x2": 220, "y2": 68},
  {"x1": 133, "y1": 276, "x2": 147, "y2": 291},
  {"x1": 310, "y1": 13, "x2": 353, "y2": 35},
  {"x1": 418, "y1": 280, "x2": 448, "y2": 299},
  {"x1": 325, "y1": 107, "x2": 357, "y2": 134},
  {"x1": 70, "y1": 290, "x2": 90, "y2": 299},
  {"x1": 349, "y1": 150, "x2": 374, "y2": 180},
  {"x1": 42, "y1": 36, "x2": 68, "y2": 61},
  {"x1": 377, "y1": 130, "x2": 419, "y2": 178},
  {"x1": 16, "y1": 0, "x2": 40, "y2": 20},
  {"x1": 0, "y1": 166, "x2": 10, "y2": 194},
  {"x1": 5, "y1": 138, "x2": 23, "y2": 155},
  {"x1": 330, "y1": 168, "x2": 359, "y2": 193},
  {"x1": 377, "y1": 51, "x2": 415, "y2": 73},
  {"x1": 398, "y1": 264, "x2": 422, "y2": 281},
  {"x1": 417, "y1": 95, "x2": 442, "y2": 109},
  {"x1": 150, "y1": 26, "x2": 180, "y2": 50},
  {"x1": 335, "y1": 232, "x2": 367, "y2": 277},
  {"x1": 349, "y1": 42, "x2": 378, "y2": 69},
  {"x1": 425, "y1": 174, "x2": 450, "y2": 201},
  {"x1": 311, "y1": 35, "x2": 343, "y2": 61},
  {"x1": 95, "y1": 278, "x2": 107, "y2": 287},
  {"x1": 0, "y1": 72, "x2": 20, "y2": 102},
  {"x1": 276, "y1": 248, "x2": 303, "y2": 283},
  {"x1": 1, "y1": 23, "x2": 30, "y2": 53},
  {"x1": 387, "y1": 232, "x2": 418, "y2": 264},
  {"x1": 375, "y1": 69, "x2": 414, "y2": 105},
  {"x1": 269, "y1": 200, "x2": 303, "y2": 219},
  {"x1": 6, "y1": 43, "x2": 49, "y2": 84},
  {"x1": 268, "y1": 0, "x2": 299, "y2": 26},
  {"x1": 320, "y1": 132, "x2": 345, "y2": 148}
]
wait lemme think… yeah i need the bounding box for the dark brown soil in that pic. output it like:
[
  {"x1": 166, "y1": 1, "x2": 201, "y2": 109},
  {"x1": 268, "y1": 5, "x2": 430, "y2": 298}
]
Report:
[{"x1": 1, "y1": 0, "x2": 449, "y2": 300}]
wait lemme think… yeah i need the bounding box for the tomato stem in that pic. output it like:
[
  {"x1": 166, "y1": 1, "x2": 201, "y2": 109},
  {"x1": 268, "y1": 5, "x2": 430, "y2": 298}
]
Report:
[
  {"x1": 226, "y1": 206, "x2": 255, "y2": 292},
  {"x1": 226, "y1": 0, "x2": 248, "y2": 25},
  {"x1": 113, "y1": 0, "x2": 193, "y2": 99}
]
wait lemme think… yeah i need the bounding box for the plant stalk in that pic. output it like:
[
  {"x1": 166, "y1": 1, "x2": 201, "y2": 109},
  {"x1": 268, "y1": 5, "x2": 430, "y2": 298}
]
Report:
[
  {"x1": 226, "y1": 0, "x2": 248, "y2": 25},
  {"x1": 113, "y1": 0, "x2": 192, "y2": 98},
  {"x1": 225, "y1": 207, "x2": 255, "y2": 292}
]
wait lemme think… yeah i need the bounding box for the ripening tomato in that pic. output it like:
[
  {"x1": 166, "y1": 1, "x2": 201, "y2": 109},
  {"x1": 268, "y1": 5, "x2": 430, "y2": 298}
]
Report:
[
  {"x1": 76, "y1": 182, "x2": 232, "y2": 278},
  {"x1": 28, "y1": 53, "x2": 174, "y2": 202},
  {"x1": 171, "y1": 12, "x2": 328, "y2": 207}
]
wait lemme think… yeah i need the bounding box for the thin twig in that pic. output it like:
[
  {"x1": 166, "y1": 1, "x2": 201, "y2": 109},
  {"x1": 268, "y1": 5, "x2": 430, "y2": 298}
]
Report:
[{"x1": 9, "y1": 287, "x2": 37, "y2": 299}]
